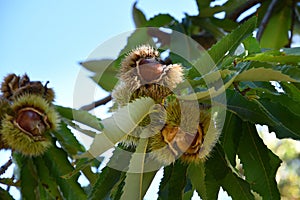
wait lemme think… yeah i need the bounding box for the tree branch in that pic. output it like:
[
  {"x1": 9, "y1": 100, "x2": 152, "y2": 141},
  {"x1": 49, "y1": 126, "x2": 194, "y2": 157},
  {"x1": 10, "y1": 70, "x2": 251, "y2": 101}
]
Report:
[
  {"x1": 227, "y1": 0, "x2": 261, "y2": 21},
  {"x1": 0, "y1": 158, "x2": 12, "y2": 176},
  {"x1": 80, "y1": 95, "x2": 112, "y2": 111},
  {"x1": 256, "y1": 0, "x2": 278, "y2": 41}
]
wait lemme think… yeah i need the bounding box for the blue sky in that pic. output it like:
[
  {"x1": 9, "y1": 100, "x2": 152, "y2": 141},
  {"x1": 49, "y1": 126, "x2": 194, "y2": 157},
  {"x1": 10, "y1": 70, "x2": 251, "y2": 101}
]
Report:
[
  {"x1": 0, "y1": 1, "x2": 217, "y2": 199},
  {"x1": 0, "y1": 0, "x2": 198, "y2": 108}
]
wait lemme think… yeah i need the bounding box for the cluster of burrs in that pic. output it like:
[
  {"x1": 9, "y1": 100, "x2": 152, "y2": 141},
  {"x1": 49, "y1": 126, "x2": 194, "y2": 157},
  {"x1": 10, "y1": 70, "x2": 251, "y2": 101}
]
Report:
[
  {"x1": 0, "y1": 74, "x2": 59, "y2": 156},
  {"x1": 112, "y1": 45, "x2": 219, "y2": 165}
]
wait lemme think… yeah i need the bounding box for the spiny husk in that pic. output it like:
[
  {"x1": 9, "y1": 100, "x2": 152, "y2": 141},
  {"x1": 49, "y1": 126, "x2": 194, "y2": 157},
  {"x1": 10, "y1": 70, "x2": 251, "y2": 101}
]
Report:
[
  {"x1": 148, "y1": 99, "x2": 220, "y2": 165},
  {"x1": 0, "y1": 94, "x2": 59, "y2": 156}
]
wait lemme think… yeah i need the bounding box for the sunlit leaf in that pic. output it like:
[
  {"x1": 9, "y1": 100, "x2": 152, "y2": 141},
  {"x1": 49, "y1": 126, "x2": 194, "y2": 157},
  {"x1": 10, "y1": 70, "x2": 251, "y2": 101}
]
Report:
[
  {"x1": 242, "y1": 36, "x2": 261, "y2": 54},
  {"x1": 244, "y1": 50, "x2": 300, "y2": 65},
  {"x1": 180, "y1": 70, "x2": 237, "y2": 100},
  {"x1": 120, "y1": 129, "x2": 158, "y2": 200},
  {"x1": 235, "y1": 62, "x2": 300, "y2": 82},
  {"x1": 238, "y1": 122, "x2": 281, "y2": 199},
  {"x1": 83, "y1": 97, "x2": 155, "y2": 159},
  {"x1": 260, "y1": 6, "x2": 291, "y2": 49}
]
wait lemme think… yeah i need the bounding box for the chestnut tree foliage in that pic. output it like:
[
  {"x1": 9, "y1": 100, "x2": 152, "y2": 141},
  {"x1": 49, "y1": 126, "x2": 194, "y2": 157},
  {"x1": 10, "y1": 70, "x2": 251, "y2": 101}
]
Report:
[{"x1": 1, "y1": 0, "x2": 300, "y2": 199}]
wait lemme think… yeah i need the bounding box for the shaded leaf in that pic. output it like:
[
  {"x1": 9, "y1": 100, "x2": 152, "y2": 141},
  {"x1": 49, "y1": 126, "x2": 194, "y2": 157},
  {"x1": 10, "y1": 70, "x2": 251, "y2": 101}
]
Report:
[
  {"x1": 220, "y1": 112, "x2": 243, "y2": 166},
  {"x1": 189, "y1": 16, "x2": 256, "y2": 78},
  {"x1": 56, "y1": 105, "x2": 103, "y2": 131},
  {"x1": 44, "y1": 145, "x2": 87, "y2": 200},
  {"x1": 224, "y1": 89, "x2": 275, "y2": 125},
  {"x1": 132, "y1": 1, "x2": 147, "y2": 28},
  {"x1": 158, "y1": 161, "x2": 188, "y2": 200},
  {"x1": 33, "y1": 157, "x2": 63, "y2": 200},
  {"x1": 238, "y1": 122, "x2": 281, "y2": 199},
  {"x1": 52, "y1": 121, "x2": 86, "y2": 155},
  {"x1": 206, "y1": 144, "x2": 254, "y2": 200},
  {"x1": 19, "y1": 157, "x2": 39, "y2": 200},
  {"x1": 188, "y1": 162, "x2": 219, "y2": 200},
  {"x1": 146, "y1": 14, "x2": 176, "y2": 27},
  {"x1": 255, "y1": 98, "x2": 300, "y2": 140},
  {"x1": 80, "y1": 59, "x2": 119, "y2": 91},
  {"x1": 88, "y1": 145, "x2": 134, "y2": 200},
  {"x1": 0, "y1": 187, "x2": 14, "y2": 200}
]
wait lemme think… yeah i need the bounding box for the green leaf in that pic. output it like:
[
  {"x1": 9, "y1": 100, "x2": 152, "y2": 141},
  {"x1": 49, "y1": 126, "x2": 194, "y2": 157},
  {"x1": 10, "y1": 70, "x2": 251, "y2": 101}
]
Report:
[
  {"x1": 61, "y1": 158, "x2": 95, "y2": 179},
  {"x1": 120, "y1": 129, "x2": 158, "y2": 200},
  {"x1": 188, "y1": 163, "x2": 219, "y2": 200},
  {"x1": 88, "y1": 145, "x2": 133, "y2": 200},
  {"x1": 208, "y1": 16, "x2": 256, "y2": 65},
  {"x1": 238, "y1": 122, "x2": 281, "y2": 199},
  {"x1": 242, "y1": 36, "x2": 261, "y2": 54},
  {"x1": 80, "y1": 59, "x2": 119, "y2": 91},
  {"x1": 52, "y1": 121, "x2": 85, "y2": 155},
  {"x1": 56, "y1": 105, "x2": 103, "y2": 131},
  {"x1": 206, "y1": 144, "x2": 254, "y2": 200},
  {"x1": 146, "y1": 14, "x2": 176, "y2": 27},
  {"x1": 281, "y1": 47, "x2": 300, "y2": 55},
  {"x1": 0, "y1": 187, "x2": 14, "y2": 200},
  {"x1": 189, "y1": 16, "x2": 256, "y2": 78},
  {"x1": 220, "y1": 112, "x2": 243, "y2": 166},
  {"x1": 225, "y1": 89, "x2": 273, "y2": 124},
  {"x1": 190, "y1": 17, "x2": 225, "y2": 39},
  {"x1": 260, "y1": 6, "x2": 291, "y2": 49},
  {"x1": 132, "y1": 1, "x2": 147, "y2": 28},
  {"x1": 158, "y1": 161, "x2": 188, "y2": 200},
  {"x1": 19, "y1": 157, "x2": 39, "y2": 200},
  {"x1": 244, "y1": 50, "x2": 300, "y2": 65},
  {"x1": 180, "y1": 69, "x2": 238, "y2": 100},
  {"x1": 84, "y1": 97, "x2": 155, "y2": 159},
  {"x1": 235, "y1": 62, "x2": 300, "y2": 82},
  {"x1": 255, "y1": 98, "x2": 300, "y2": 140},
  {"x1": 44, "y1": 145, "x2": 87, "y2": 200},
  {"x1": 33, "y1": 157, "x2": 63, "y2": 200}
]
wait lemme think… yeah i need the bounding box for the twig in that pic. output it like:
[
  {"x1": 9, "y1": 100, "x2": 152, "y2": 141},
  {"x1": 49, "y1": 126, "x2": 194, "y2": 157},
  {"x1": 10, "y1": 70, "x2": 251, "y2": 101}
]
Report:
[
  {"x1": 256, "y1": 0, "x2": 279, "y2": 41},
  {"x1": 80, "y1": 95, "x2": 112, "y2": 111},
  {"x1": 286, "y1": 0, "x2": 296, "y2": 47},
  {"x1": 0, "y1": 158, "x2": 12, "y2": 176},
  {"x1": 227, "y1": 0, "x2": 261, "y2": 21}
]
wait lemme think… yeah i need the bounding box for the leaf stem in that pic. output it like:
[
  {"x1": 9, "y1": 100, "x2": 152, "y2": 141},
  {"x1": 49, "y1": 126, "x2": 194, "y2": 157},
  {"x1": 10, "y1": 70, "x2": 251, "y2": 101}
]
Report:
[{"x1": 256, "y1": 0, "x2": 278, "y2": 41}]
